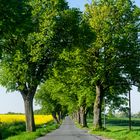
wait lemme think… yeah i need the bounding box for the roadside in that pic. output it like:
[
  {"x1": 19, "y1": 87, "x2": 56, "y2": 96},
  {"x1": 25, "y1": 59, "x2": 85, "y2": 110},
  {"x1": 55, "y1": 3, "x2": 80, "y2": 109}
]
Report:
[
  {"x1": 76, "y1": 117, "x2": 140, "y2": 140},
  {"x1": 4, "y1": 121, "x2": 59, "y2": 140},
  {"x1": 74, "y1": 121, "x2": 114, "y2": 140}
]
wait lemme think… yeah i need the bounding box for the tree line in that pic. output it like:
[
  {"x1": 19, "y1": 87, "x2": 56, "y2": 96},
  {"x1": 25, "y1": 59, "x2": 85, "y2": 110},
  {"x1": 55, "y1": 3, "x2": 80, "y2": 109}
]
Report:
[{"x1": 0, "y1": 0, "x2": 140, "y2": 132}]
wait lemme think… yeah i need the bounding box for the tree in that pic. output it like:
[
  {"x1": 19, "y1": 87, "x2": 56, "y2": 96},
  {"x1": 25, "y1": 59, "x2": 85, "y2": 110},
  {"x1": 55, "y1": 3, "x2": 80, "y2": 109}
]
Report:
[
  {"x1": 51, "y1": 47, "x2": 95, "y2": 127},
  {"x1": 0, "y1": 0, "x2": 84, "y2": 131},
  {"x1": 85, "y1": 0, "x2": 140, "y2": 129},
  {"x1": 39, "y1": 13, "x2": 95, "y2": 127},
  {"x1": 0, "y1": 0, "x2": 35, "y2": 131},
  {"x1": 132, "y1": 112, "x2": 140, "y2": 118},
  {"x1": 35, "y1": 79, "x2": 66, "y2": 124}
]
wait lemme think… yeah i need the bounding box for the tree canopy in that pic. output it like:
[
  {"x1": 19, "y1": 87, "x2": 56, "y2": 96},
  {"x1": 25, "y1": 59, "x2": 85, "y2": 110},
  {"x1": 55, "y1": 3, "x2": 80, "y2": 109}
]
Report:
[{"x1": 0, "y1": 0, "x2": 140, "y2": 132}]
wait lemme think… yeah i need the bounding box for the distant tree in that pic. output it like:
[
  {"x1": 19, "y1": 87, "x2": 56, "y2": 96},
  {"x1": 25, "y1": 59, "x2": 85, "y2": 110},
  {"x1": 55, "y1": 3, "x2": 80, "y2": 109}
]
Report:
[
  {"x1": 132, "y1": 112, "x2": 140, "y2": 118},
  {"x1": 51, "y1": 47, "x2": 95, "y2": 127},
  {"x1": 6, "y1": 112, "x2": 23, "y2": 115},
  {"x1": 115, "y1": 109, "x2": 129, "y2": 118},
  {"x1": 36, "y1": 77, "x2": 72, "y2": 122},
  {"x1": 34, "y1": 109, "x2": 44, "y2": 115}
]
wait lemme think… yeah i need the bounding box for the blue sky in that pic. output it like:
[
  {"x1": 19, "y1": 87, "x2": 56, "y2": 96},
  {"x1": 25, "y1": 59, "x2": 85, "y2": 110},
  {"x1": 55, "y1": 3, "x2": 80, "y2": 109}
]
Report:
[
  {"x1": 0, "y1": 0, "x2": 140, "y2": 114},
  {"x1": 67, "y1": 0, "x2": 140, "y2": 10}
]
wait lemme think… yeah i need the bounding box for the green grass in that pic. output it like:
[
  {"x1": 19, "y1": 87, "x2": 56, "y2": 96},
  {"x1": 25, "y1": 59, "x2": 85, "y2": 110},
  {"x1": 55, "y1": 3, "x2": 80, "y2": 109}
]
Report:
[
  {"x1": 91, "y1": 126, "x2": 140, "y2": 140},
  {"x1": 0, "y1": 121, "x2": 59, "y2": 140},
  {"x1": 87, "y1": 117, "x2": 140, "y2": 140},
  {"x1": 0, "y1": 121, "x2": 26, "y2": 139}
]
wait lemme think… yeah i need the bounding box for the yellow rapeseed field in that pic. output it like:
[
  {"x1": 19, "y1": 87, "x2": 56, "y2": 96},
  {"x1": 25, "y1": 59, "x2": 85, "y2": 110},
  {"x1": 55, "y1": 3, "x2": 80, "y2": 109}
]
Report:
[{"x1": 0, "y1": 114, "x2": 53, "y2": 125}]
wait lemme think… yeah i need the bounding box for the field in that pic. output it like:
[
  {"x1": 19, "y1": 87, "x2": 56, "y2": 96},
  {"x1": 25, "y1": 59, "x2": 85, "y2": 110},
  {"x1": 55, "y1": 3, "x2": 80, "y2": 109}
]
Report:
[
  {"x1": 0, "y1": 114, "x2": 55, "y2": 139},
  {"x1": 87, "y1": 117, "x2": 140, "y2": 140},
  {"x1": 0, "y1": 114, "x2": 53, "y2": 125}
]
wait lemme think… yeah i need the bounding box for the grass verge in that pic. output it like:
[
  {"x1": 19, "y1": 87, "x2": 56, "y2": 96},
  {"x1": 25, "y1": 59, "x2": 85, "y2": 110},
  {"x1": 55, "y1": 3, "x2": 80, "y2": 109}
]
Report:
[
  {"x1": 0, "y1": 121, "x2": 59, "y2": 140},
  {"x1": 87, "y1": 118, "x2": 140, "y2": 140},
  {"x1": 90, "y1": 126, "x2": 140, "y2": 140}
]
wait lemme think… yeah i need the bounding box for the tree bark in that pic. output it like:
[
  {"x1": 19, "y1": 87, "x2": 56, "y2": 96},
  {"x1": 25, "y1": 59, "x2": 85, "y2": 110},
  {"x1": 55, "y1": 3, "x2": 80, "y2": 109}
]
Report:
[
  {"x1": 80, "y1": 106, "x2": 87, "y2": 127},
  {"x1": 72, "y1": 112, "x2": 77, "y2": 121},
  {"x1": 80, "y1": 107, "x2": 83, "y2": 126},
  {"x1": 58, "y1": 111, "x2": 61, "y2": 122},
  {"x1": 52, "y1": 112, "x2": 60, "y2": 124},
  {"x1": 93, "y1": 83, "x2": 104, "y2": 130},
  {"x1": 21, "y1": 92, "x2": 36, "y2": 132},
  {"x1": 77, "y1": 109, "x2": 81, "y2": 124},
  {"x1": 78, "y1": 109, "x2": 81, "y2": 124}
]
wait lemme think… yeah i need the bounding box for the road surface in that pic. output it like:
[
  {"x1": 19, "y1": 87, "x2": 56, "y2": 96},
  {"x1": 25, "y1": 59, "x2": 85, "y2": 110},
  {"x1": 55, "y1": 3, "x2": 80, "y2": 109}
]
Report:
[{"x1": 37, "y1": 116, "x2": 100, "y2": 140}]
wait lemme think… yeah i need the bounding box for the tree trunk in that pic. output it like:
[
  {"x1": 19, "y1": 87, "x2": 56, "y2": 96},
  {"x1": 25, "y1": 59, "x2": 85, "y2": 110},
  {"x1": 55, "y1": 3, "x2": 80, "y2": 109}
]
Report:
[
  {"x1": 80, "y1": 106, "x2": 87, "y2": 127},
  {"x1": 77, "y1": 109, "x2": 81, "y2": 124},
  {"x1": 52, "y1": 112, "x2": 60, "y2": 124},
  {"x1": 58, "y1": 111, "x2": 61, "y2": 122},
  {"x1": 93, "y1": 83, "x2": 104, "y2": 130},
  {"x1": 73, "y1": 112, "x2": 77, "y2": 121},
  {"x1": 21, "y1": 92, "x2": 36, "y2": 132},
  {"x1": 80, "y1": 107, "x2": 83, "y2": 126}
]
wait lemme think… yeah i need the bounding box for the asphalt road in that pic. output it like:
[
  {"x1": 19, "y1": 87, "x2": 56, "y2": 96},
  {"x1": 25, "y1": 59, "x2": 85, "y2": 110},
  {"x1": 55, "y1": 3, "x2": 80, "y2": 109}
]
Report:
[{"x1": 37, "y1": 116, "x2": 99, "y2": 140}]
